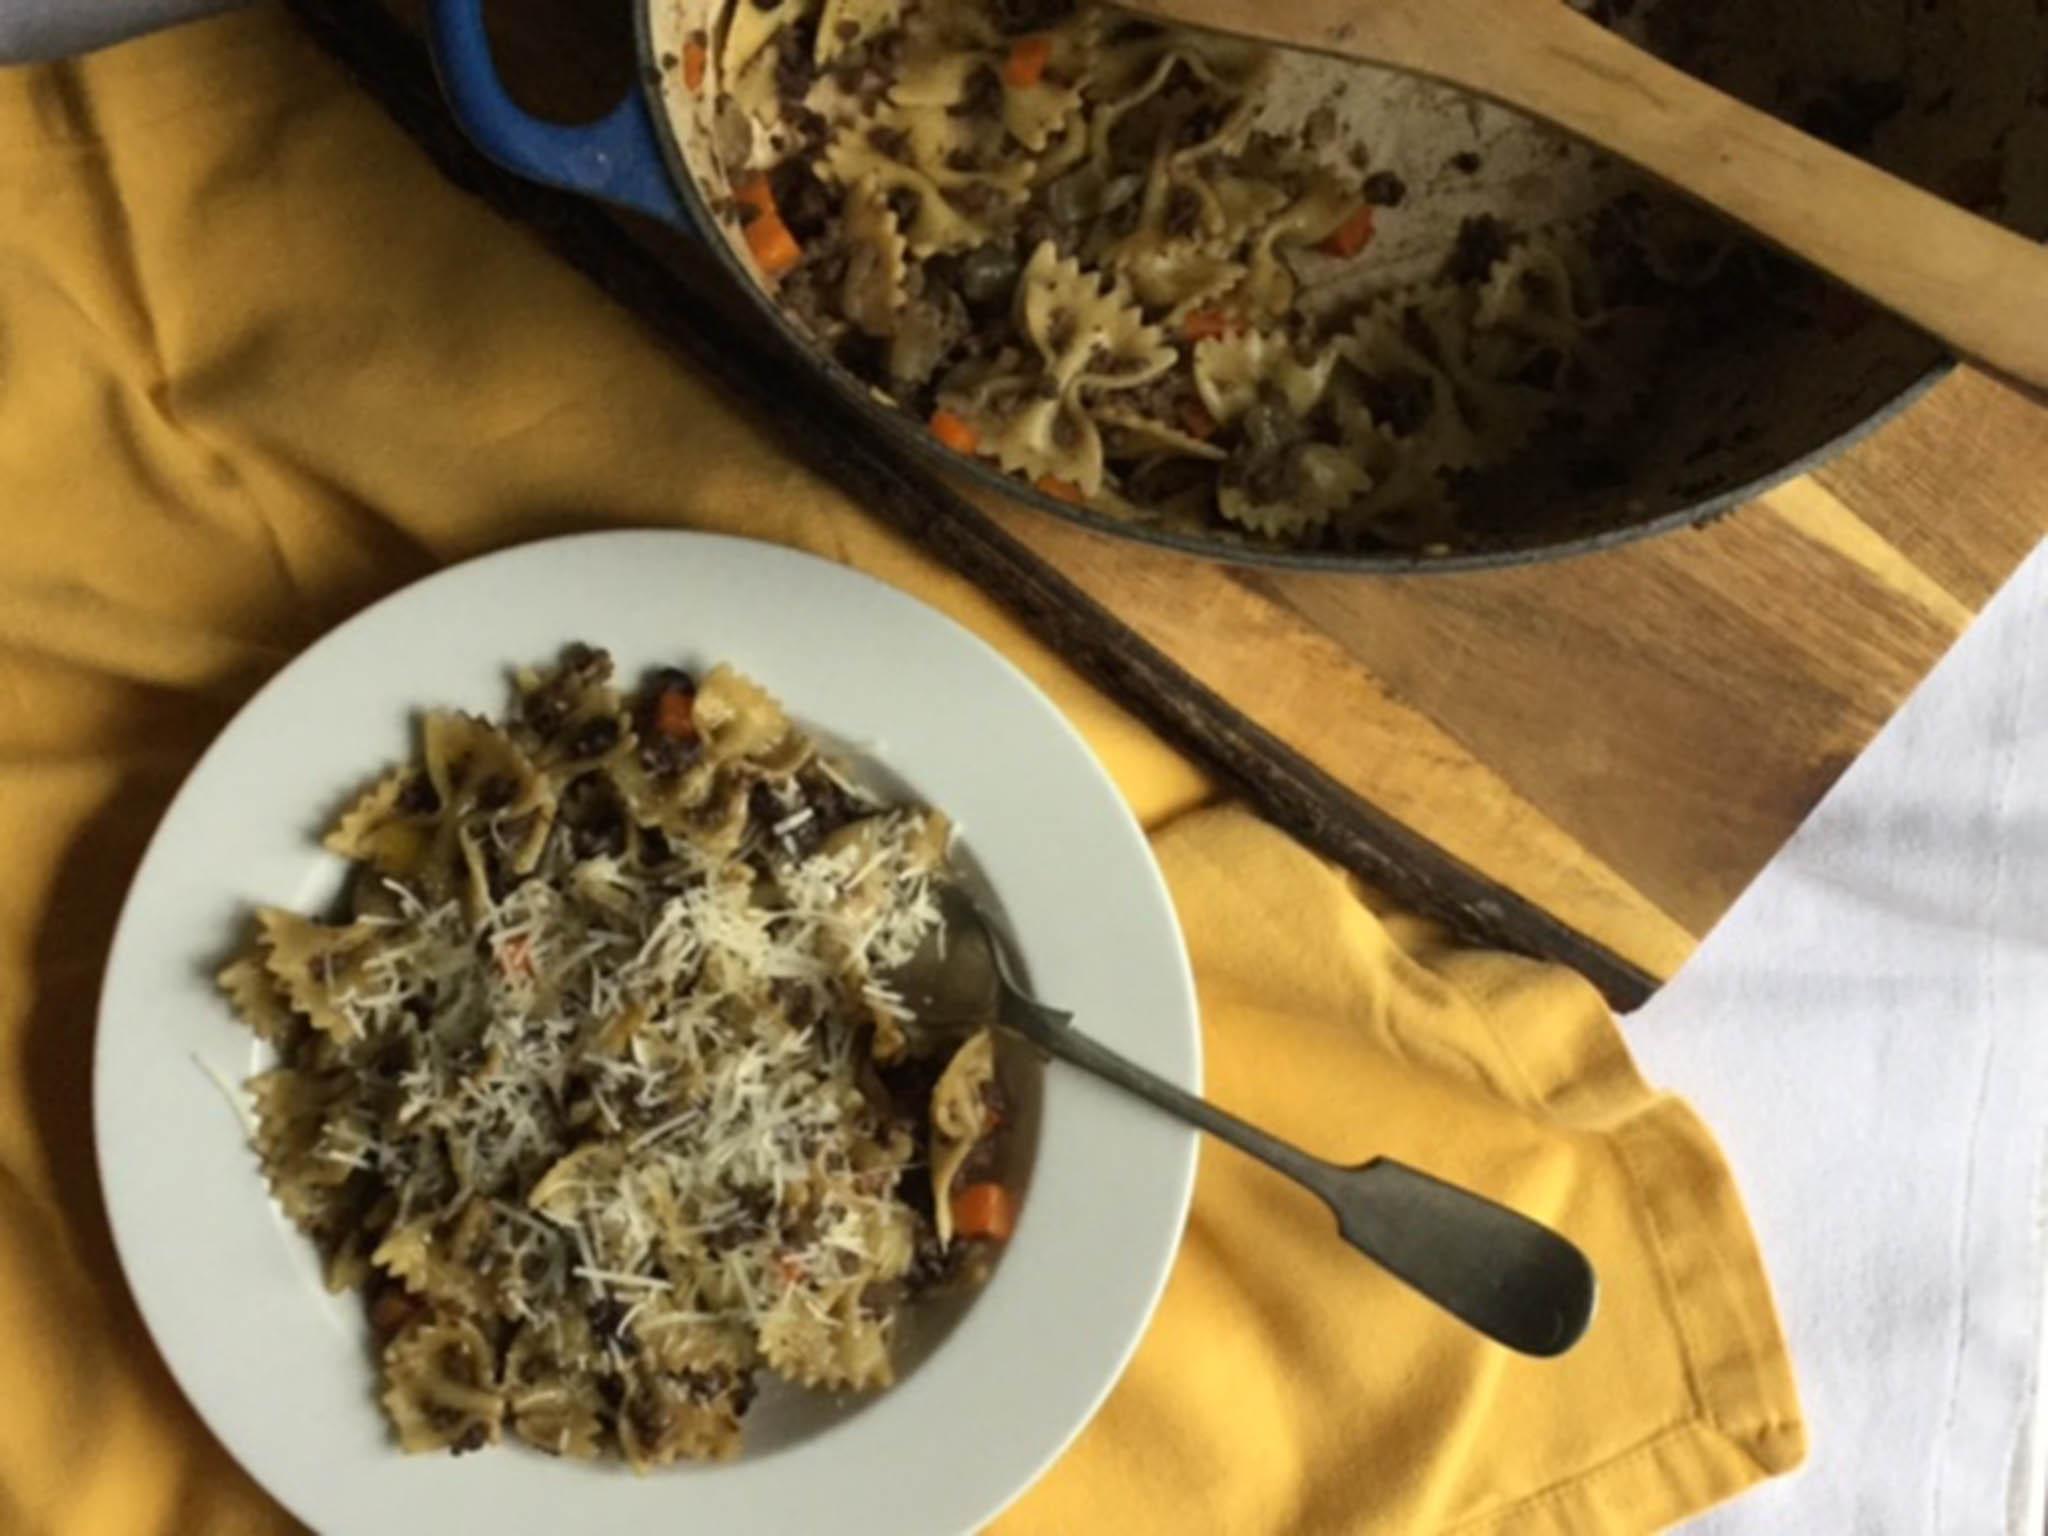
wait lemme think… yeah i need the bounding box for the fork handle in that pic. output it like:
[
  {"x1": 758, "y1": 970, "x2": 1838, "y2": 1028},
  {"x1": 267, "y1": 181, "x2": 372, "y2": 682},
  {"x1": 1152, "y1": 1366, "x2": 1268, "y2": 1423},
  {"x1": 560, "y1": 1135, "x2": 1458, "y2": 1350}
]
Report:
[
  {"x1": 1000, "y1": 994, "x2": 1596, "y2": 1355},
  {"x1": 1003, "y1": 992, "x2": 1333, "y2": 1186}
]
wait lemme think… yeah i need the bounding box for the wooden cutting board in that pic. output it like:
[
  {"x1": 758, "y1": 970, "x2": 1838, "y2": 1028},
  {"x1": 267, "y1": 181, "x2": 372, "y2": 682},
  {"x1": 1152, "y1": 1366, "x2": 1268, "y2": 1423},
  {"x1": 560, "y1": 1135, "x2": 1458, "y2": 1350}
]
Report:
[{"x1": 291, "y1": 0, "x2": 2048, "y2": 1007}]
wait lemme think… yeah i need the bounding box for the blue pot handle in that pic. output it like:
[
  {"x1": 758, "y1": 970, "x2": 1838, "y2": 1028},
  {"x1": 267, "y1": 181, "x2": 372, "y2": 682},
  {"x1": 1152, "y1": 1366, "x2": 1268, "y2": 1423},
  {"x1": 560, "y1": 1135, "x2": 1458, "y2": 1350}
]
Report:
[{"x1": 427, "y1": 0, "x2": 690, "y2": 228}]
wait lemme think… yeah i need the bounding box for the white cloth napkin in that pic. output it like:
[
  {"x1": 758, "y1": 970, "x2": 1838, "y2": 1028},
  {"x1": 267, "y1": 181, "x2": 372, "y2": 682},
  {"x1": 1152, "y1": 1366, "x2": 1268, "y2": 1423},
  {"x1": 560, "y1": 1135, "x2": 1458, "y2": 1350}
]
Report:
[{"x1": 1630, "y1": 538, "x2": 2048, "y2": 1534}]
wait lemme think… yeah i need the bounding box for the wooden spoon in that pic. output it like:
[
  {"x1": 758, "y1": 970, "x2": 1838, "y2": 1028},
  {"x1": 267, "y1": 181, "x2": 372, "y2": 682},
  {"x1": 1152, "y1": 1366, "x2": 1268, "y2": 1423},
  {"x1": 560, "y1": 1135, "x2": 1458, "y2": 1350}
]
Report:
[{"x1": 1117, "y1": 0, "x2": 2048, "y2": 402}]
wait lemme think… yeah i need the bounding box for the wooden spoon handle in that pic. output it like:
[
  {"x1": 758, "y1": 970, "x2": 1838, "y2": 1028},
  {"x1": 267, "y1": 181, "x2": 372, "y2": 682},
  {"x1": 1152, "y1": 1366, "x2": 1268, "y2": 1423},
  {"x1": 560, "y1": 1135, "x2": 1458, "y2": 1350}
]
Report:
[{"x1": 1128, "y1": 0, "x2": 2048, "y2": 399}]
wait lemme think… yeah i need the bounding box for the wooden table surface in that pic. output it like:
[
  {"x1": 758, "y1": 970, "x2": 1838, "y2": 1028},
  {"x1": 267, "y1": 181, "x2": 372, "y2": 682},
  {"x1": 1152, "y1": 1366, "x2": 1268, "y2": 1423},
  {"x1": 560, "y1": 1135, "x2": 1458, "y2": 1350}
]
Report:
[
  {"x1": 981, "y1": 377, "x2": 2048, "y2": 984},
  {"x1": 293, "y1": 0, "x2": 2048, "y2": 1006}
]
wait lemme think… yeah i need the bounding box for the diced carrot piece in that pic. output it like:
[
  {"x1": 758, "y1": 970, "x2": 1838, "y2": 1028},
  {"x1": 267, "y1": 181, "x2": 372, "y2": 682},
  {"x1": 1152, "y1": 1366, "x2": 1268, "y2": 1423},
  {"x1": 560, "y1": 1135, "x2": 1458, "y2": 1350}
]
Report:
[
  {"x1": 733, "y1": 175, "x2": 776, "y2": 220},
  {"x1": 746, "y1": 210, "x2": 802, "y2": 278},
  {"x1": 653, "y1": 686, "x2": 696, "y2": 740},
  {"x1": 1034, "y1": 475, "x2": 1084, "y2": 503},
  {"x1": 734, "y1": 177, "x2": 802, "y2": 277},
  {"x1": 1003, "y1": 34, "x2": 1052, "y2": 89},
  {"x1": 498, "y1": 934, "x2": 535, "y2": 979},
  {"x1": 950, "y1": 1182, "x2": 1016, "y2": 1241},
  {"x1": 1180, "y1": 308, "x2": 1236, "y2": 343},
  {"x1": 682, "y1": 40, "x2": 707, "y2": 92},
  {"x1": 1178, "y1": 400, "x2": 1218, "y2": 441},
  {"x1": 929, "y1": 409, "x2": 981, "y2": 455},
  {"x1": 1320, "y1": 204, "x2": 1376, "y2": 258}
]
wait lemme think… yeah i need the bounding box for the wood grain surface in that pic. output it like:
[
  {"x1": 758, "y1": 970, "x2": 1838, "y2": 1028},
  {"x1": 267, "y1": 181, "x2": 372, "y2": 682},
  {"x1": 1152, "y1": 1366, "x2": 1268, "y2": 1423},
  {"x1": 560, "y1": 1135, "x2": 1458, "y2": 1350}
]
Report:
[
  {"x1": 288, "y1": 0, "x2": 2048, "y2": 1007},
  {"x1": 979, "y1": 374, "x2": 2048, "y2": 980}
]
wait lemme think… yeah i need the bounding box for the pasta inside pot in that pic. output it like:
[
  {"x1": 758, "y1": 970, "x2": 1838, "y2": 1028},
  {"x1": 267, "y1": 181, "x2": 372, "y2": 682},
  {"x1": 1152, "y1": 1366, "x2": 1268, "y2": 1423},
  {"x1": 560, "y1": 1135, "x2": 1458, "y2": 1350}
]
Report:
[{"x1": 687, "y1": 0, "x2": 1789, "y2": 552}]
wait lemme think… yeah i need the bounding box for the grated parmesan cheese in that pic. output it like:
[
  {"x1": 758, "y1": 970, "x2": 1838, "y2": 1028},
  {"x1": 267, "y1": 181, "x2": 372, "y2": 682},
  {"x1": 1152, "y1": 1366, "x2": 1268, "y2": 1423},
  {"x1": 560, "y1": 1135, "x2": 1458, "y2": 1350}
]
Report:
[{"x1": 222, "y1": 650, "x2": 989, "y2": 1465}]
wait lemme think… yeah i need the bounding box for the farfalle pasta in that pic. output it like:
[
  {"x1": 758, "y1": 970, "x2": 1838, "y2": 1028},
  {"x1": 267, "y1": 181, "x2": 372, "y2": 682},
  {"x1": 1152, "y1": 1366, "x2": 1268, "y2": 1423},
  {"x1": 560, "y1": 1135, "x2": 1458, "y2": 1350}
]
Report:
[
  {"x1": 702, "y1": 0, "x2": 1726, "y2": 549},
  {"x1": 218, "y1": 645, "x2": 1013, "y2": 1468}
]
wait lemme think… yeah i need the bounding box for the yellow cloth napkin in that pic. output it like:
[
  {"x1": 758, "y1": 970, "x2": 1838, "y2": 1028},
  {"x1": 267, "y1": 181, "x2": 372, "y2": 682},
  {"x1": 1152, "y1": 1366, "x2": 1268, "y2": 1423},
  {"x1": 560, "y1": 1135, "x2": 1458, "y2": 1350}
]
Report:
[{"x1": 0, "y1": 9, "x2": 1804, "y2": 1532}]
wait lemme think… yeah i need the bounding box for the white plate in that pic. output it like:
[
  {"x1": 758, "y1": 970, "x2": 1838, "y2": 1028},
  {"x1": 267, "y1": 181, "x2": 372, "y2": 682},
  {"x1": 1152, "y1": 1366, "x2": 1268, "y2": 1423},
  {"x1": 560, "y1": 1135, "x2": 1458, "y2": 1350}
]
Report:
[{"x1": 95, "y1": 531, "x2": 1199, "y2": 1536}]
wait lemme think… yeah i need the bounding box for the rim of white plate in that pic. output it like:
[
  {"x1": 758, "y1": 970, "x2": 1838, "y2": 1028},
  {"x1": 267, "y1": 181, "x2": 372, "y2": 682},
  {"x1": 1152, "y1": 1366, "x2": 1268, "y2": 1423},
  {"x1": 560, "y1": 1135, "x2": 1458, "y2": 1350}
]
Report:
[{"x1": 94, "y1": 530, "x2": 1199, "y2": 1536}]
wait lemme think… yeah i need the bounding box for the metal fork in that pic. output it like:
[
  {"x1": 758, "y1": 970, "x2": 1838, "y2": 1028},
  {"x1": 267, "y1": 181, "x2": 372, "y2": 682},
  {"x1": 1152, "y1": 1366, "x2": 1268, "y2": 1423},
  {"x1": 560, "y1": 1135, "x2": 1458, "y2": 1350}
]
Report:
[{"x1": 896, "y1": 883, "x2": 1598, "y2": 1357}]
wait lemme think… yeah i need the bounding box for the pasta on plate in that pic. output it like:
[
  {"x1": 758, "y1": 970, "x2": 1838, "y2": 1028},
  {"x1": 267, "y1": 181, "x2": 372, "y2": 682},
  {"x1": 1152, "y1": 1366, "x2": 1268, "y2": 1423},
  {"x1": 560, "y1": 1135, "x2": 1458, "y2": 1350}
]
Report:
[
  {"x1": 218, "y1": 645, "x2": 1014, "y2": 1468},
  {"x1": 689, "y1": 0, "x2": 1736, "y2": 550}
]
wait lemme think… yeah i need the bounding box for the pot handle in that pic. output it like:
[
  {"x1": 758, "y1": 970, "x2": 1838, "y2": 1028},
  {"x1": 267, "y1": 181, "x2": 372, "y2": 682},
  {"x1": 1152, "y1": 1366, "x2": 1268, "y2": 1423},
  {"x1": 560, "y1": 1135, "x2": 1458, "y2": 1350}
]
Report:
[{"x1": 427, "y1": 0, "x2": 689, "y2": 228}]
